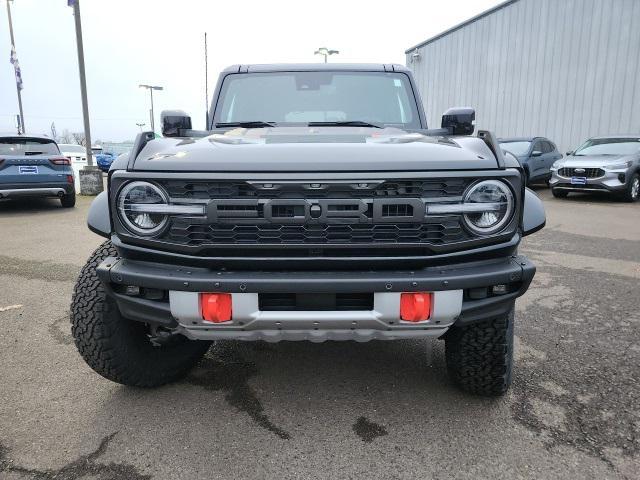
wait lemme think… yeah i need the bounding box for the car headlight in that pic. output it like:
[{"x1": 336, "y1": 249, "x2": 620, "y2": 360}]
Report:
[
  {"x1": 117, "y1": 181, "x2": 169, "y2": 235},
  {"x1": 604, "y1": 161, "x2": 632, "y2": 171},
  {"x1": 551, "y1": 160, "x2": 564, "y2": 171},
  {"x1": 462, "y1": 180, "x2": 514, "y2": 235}
]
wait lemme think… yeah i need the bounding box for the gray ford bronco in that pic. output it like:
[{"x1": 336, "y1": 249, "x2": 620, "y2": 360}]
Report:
[{"x1": 71, "y1": 64, "x2": 545, "y2": 396}]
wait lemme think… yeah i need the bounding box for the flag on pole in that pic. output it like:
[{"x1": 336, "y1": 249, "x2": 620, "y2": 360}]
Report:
[
  {"x1": 68, "y1": 0, "x2": 76, "y2": 6},
  {"x1": 9, "y1": 47, "x2": 23, "y2": 91}
]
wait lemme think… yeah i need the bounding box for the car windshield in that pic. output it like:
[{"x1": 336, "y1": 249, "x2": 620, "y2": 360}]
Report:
[
  {"x1": 0, "y1": 137, "x2": 60, "y2": 156},
  {"x1": 59, "y1": 144, "x2": 86, "y2": 154},
  {"x1": 213, "y1": 71, "x2": 421, "y2": 128},
  {"x1": 499, "y1": 141, "x2": 531, "y2": 156},
  {"x1": 574, "y1": 138, "x2": 640, "y2": 156}
]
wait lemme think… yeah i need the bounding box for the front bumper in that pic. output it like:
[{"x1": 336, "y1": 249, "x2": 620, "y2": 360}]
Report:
[
  {"x1": 96, "y1": 254, "x2": 536, "y2": 342},
  {"x1": 550, "y1": 168, "x2": 630, "y2": 193}
]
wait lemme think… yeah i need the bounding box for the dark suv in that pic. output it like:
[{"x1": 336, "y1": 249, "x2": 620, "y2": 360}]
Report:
[{"x1": 71, "y1": 64, "x2": 545, "y2": 396}]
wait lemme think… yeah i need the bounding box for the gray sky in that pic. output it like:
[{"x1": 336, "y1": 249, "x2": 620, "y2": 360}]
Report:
[{"x1": 1, "y1": 0, "x2": 501, "y2": 142}]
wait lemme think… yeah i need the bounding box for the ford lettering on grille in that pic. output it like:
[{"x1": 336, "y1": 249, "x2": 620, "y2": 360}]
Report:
[{"x1": 206, "y1": 198, "x2": 427, "y2": 224}]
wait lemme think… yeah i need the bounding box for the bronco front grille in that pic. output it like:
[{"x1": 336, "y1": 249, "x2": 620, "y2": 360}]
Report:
[
  {"x1": 166, "y1": 219, "x2": 467, "y2": 246},
  {"x1": 558, "y1": 167, "x2": 604, "y2": 178}
]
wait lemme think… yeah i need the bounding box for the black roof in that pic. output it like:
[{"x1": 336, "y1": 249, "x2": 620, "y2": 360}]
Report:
[{"x1": 221, "y1": 63, "x2": 410, "y2": 73}]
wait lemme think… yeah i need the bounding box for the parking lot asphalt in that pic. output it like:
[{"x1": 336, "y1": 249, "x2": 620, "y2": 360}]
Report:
[{"x1": 0, "y1": 188, "x2": 638, "y2": 480}]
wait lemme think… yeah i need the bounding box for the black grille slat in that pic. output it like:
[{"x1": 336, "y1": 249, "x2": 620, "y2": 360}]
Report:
[
  {"x1": 168, "y1": 221, "x2": 467, "y2": 246},
  {"x1": 558, "y1": 167, "x2": 604, "y2": 178},
  {"x1": 163, "y1": 179, "x2": 468, "y2": 200}
]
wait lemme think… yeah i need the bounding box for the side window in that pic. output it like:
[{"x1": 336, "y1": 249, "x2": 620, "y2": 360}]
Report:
[
  {"x1": 532, "y1": 141, "x2": 543, "y2": 154},
  {"x1": 542, "y1": 141, "x2": 554, "y2": 154}
]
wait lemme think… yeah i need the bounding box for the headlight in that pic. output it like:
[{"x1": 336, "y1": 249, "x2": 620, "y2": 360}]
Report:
[
  {"x1": 462, "y1": 180, "x2": 514, "y2": 235},
  {"x1": 551, "y1": 160, "x2": 564, "y2": 171},
  {"x1": 604, "y1": 161, "x2": 632, "y2": 171},
  {"x1": 117, "y1": 181, "x2": 169, "y2": 235}
]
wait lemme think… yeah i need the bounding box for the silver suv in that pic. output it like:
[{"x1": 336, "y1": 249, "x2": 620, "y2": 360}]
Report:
[{"x1": 550, "y1": 135, "x2": 640, "y2": 202}]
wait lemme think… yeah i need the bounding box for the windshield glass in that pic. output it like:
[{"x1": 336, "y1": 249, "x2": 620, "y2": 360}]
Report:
[
  {"x1": 574, "y1": 138, "x2": 640, "y2": 156},
  {"x1": 213, "y1": 71, "x2": 421, "y2": 128},
  {"x1": 0, "y1": 137, "x2": 60, "y2": 156},
  {"x1": 59, "y1": 144, "x2": 86, "y2": 154},
  {"x1": 499, "y1": 141, "x2": 531, "y2": 156}
]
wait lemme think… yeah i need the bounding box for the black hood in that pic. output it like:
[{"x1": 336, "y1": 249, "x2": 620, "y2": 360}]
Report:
[{"x1": 132, "y1": 126, "x2": 499, "y2": 172}]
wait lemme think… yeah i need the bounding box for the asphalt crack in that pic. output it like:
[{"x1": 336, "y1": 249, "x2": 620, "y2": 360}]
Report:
[
  {"x1": 353, "y1": 417, "x2": 388, "y2": 443},
  {"x1": 0, "y1": 432, "x2": 151, "y2": 479},
  {"x1": 512, "y1": 265, "x2": 639, "y2": 474},
  {"x1": 186, "y1": 345, "x2": 291, "y2": 440},
  {"x1": 49, "y1": 312, "x2": 74, "y2": 345}
]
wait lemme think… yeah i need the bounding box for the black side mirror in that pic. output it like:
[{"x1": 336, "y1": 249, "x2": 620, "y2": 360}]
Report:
[
  {"x1": 531, "y1": 150, "x2": 542, "y2": 157},
  {"x1": 161, "y1": 110, "x2": 192, "y2": 137},
  {"x1": 566, "y1": 151, "x2": 573, "y2": 156},
  {"x1": 441, "y1": 107, "x2": 475, "y2": 135}
]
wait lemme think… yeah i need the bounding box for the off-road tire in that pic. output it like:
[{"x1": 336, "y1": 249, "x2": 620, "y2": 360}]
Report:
[
  {"x1": 70, "y1": 241, "x2": 211, "y2": 387},
  {"x1": 551, "y1": 188, "x2": 568, "y2": 198},
  {"x1": 620, "y1": 173, "x2": 639, "y2": 202},
  {"x1": 60, "y1": 191, "x2": 76, "y2": 208},
  {"x1": 444, "y1": 307, "x2": 514, "y2": 396}
]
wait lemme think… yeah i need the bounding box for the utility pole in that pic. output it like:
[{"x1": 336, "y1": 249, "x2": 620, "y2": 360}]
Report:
[
  {"x1": 71, "y1": 0, "x2": 93, "y2": 167},
  {"x1": 6, "y1": 0, "x2": 25, "y2": 134},
  {"x1": 70, "y1": 0, "x2": 102, "y2": 195},
  {"x1": 139, "y1": 84, "x2": 163, "y2": 132},
  {"x1": 204, "y1": 32, "x2": 209, "y2": 129}
]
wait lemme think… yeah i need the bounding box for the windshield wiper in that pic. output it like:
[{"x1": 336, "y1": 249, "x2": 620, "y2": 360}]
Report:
[
  {"x1": 307, "y1": 120, "x2": 383, "y2": 129},
  {"x1": 215, "y1": 121, "x2": 276, "y2": 128}
]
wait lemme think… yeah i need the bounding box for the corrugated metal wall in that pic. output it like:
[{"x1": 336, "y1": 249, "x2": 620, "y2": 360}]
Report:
[{"x1": 406, "y1": 0, "x2": 640, "y2": 152}]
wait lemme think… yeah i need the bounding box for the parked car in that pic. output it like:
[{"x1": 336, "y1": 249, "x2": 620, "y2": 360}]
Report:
[
  {"x1": 71, "y1": 63, "x2": 545, "y2": 397},
  {"x1": 549, "y1": 135, "x2": 640, "y2": 202},
  {"x1": 58, "y1": 143, "x2": 87, "y2": 191},
  {"x1": 499, "y1": 137, "x2": 562, "y2": 186},
  {"x1": 0, "y1": 134, "x2": 76, "y2": 207},
  {"x1": 94, "y1": 151, "x2": 116, "y2": 172}
]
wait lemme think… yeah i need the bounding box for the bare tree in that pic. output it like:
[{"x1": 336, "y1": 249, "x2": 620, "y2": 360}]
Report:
[
  {"x1": 72, "y1": 132, "x2": 86, "y2": 146},
  {"x1": 59, "y1": 129, "x2": 74, "y2": 144}
]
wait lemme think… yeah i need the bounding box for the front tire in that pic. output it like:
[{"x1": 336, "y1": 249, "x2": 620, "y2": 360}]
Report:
[
  {"x1": 621, "y1": 173, "x2": 639, "y2": 202},
  {"x1": 444, "y1": 307, "x2": 514, "y2": 396},
  {"x1": 70, "y1": 241, "x2": 210, "y2": 387}
]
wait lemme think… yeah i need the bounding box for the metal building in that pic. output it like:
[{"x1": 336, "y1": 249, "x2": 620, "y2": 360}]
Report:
[{"x1": 405, "y1": 0, "x2": 640, "y2": 152}]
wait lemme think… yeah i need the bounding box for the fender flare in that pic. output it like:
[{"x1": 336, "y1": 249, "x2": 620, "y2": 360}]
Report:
[
  {"x1": 87, "y1": 191, "x2": 112, "y2": 238},
  {"x1": 522, "y1": 187, "x2": 546, "y2": 236}
]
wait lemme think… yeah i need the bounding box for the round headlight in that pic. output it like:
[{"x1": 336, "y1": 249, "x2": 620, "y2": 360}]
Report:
[
  {"x1": 462, "y1": 180, "x2": 514, "y2": 235},
  {"x1": 117, "y1": 181, "x2": 168, "y2": 235}
]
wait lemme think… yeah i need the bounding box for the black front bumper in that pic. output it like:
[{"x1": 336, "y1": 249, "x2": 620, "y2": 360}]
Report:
[{"x1": 96, "y1": 254, "x2": 536, "y2": 329}]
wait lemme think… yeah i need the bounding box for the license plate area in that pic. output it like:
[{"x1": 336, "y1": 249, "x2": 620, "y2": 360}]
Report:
[
  {"x1": 258, "y1": 293, "x2": 374, "y2": 311},
  {"x1": 19, "y1": 166, "x2": 38, "y2": 174},
  {"x1": 571, "y1": 176, "x2": 587, "y2": 185}
]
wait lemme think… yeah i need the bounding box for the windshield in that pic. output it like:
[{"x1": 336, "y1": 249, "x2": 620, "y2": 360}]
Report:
[
  {"x1": 213, "y1": 71, "x2": 421, "y2": 128},
  {"x1": 499, "y1": 141, "x2": 531, "y2": 156},
  {"x1": 0, "y1": 137, "x2": 60, "y2": 156},
  {"x1": 574, "y1": 138, "x2": 640, "y2": 156},
  {"x1": 59, "y1": 144, "x2": 86, "y2": 154}
]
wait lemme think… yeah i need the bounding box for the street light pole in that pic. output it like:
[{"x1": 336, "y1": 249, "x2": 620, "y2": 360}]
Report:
[
  {"x1": 6, "y1": 0, "x2": 25, "y2": 134},
  {"x1": 139, "y1": 84, "x2": 163, "y2": 132},
  {"x1": 314, "y1": 47, "x2": 339, "y2": 63}
]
